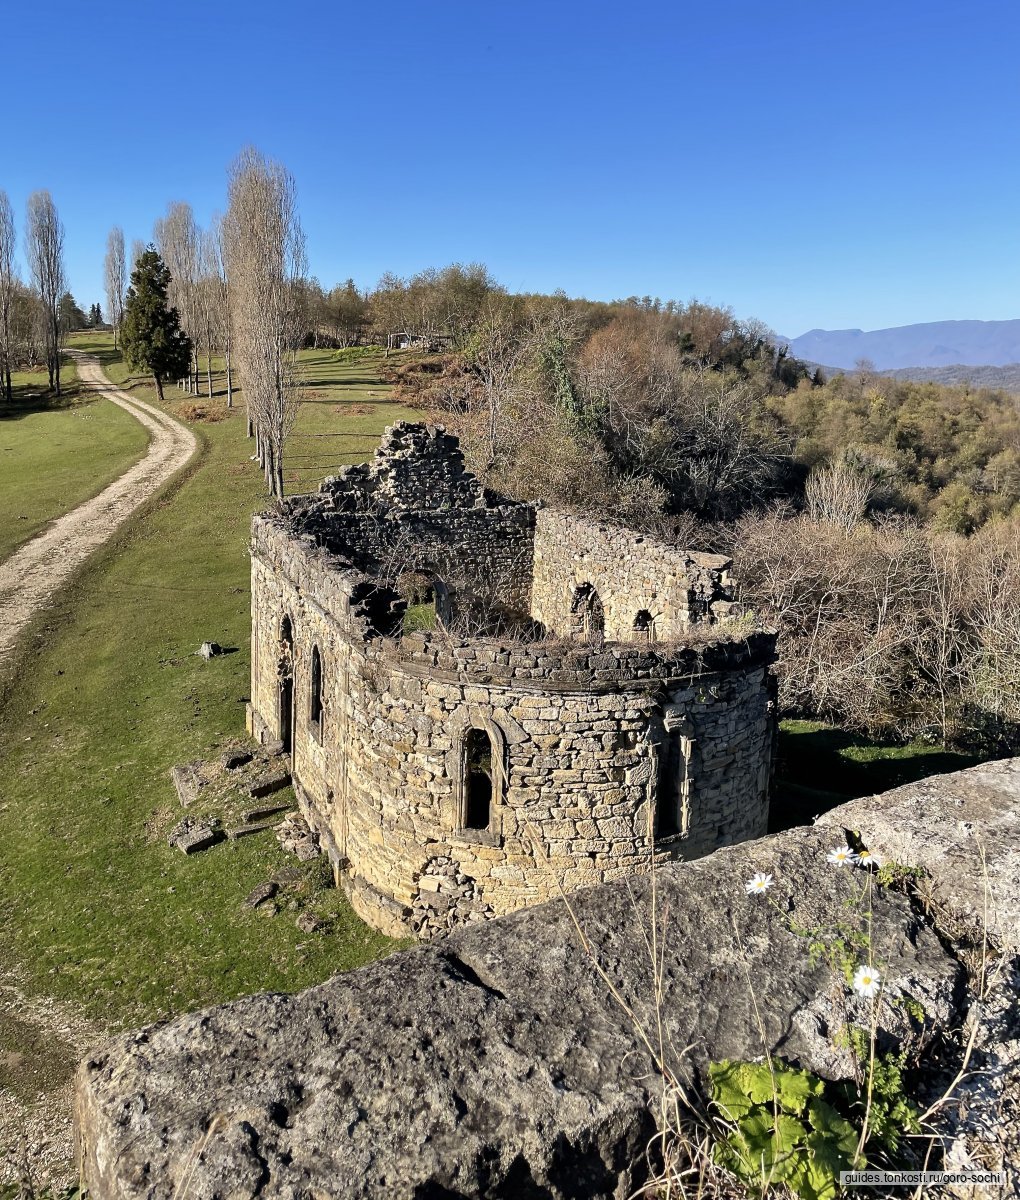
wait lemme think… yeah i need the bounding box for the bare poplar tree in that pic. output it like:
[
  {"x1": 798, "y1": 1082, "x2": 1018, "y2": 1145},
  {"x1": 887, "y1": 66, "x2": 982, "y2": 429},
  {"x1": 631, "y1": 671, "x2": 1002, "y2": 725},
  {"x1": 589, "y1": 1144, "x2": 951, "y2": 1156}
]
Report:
[
  {"x1": 130, "y1": 239, "x2": 146, "y2": 270},
  {"x1": 208, "y1": 216, "x2": 233, "y2": 407},
  {"x1": 104, "y1": 226, "x2": 126, "y2": 349},
  {"x1": 224, "y1": 147, "x2": 306, "y2": 497},
  {"x1": 25, "y1": 190, "x2": 66, "y2": 395},
  {"x1": 0, "y1": 191, "x2": 17, "y2": 402},
  {"x1": 154, "y1": 202, "x2": 201, "y2": 393}
]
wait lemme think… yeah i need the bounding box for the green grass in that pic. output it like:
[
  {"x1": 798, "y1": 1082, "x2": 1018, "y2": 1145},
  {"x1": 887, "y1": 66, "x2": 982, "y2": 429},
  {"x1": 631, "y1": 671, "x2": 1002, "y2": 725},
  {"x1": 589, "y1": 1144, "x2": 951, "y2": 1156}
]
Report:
[
  {"x1": 769, "y1": 719, "x2": 984, "y2": 831},
  {"x1": 0, "y1": 333, "x2": 419, "y2": 1042},
  {"x1": 0, "y1": 361, "x2": 149, "y2": 561},
  {"x1": 75, "y1": 335, "x2": 407, "y2": 493}
]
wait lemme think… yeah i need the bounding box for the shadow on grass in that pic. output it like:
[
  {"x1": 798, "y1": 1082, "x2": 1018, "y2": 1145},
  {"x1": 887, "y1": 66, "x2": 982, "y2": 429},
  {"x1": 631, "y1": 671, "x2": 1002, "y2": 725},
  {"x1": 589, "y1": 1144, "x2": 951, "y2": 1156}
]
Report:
[
  {"x1": 0, "y1": 380, "x2": 84, "y2": 420},
  {"x1": 769, "y1": 720, "x2": 985, "y2": 833}
]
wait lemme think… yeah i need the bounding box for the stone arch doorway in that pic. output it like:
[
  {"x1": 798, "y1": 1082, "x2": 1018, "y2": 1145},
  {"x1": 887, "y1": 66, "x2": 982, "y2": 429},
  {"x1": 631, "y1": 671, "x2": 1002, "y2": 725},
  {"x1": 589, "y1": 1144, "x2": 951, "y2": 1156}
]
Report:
[
  {"x1": 570, "y1": 583, "x2": 605, "y2": 642},
  {"x1": 278, "y1": 614, "x2": 295, "y2": 755}
]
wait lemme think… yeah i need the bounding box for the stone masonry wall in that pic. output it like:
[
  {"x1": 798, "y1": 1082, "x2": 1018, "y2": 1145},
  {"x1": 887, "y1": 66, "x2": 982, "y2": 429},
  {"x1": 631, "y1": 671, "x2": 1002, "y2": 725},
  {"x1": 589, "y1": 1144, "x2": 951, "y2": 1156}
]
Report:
[
  {"x1": 532, "y1": 506, "x2": 737, "y2": 641},
  {"x1": 247, "y1": 422, "x2": 777, "y2": 938},
  {"x1": 273, "y1": 423, "x2": 535, "y2": 617},
  {"x1": 250, "y1": 516, "x2": 775, "y2": 937}
]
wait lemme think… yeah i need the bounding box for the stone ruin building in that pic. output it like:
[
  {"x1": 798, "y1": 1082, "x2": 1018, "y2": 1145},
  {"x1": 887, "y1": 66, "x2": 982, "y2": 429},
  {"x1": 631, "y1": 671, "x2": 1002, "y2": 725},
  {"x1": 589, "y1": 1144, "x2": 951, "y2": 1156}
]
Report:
[{"x1": 247, "y1": 422, "x2": 777, "y2": 937}]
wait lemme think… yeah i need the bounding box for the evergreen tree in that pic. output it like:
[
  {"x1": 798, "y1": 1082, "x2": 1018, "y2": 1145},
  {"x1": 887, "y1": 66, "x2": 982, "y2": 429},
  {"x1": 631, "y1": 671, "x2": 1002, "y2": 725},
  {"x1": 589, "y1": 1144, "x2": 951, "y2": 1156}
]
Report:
[{"x1": 120, "y1": 247, "x2": 192, "y2": 401}]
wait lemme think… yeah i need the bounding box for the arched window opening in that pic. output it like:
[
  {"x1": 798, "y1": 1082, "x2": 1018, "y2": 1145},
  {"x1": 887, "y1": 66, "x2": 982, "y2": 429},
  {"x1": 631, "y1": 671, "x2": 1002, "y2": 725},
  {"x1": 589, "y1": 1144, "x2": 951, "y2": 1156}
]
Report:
[
  {"x1": 655, "y1": 725, "x2": 694, "y2": 840},
  {"x1": 278, "y1": 615, "x2": 295, "y2": 755},
  {"x1": 463, "y1": 728, "x2": 494, "y2": 830},
  {"x1": 400, "y1": 572, "x2": 452, "y2": 633},
  {"x1": 309, "y1": 644, "x2": 323, "y2": 741},
  {"x1": 570, "y1": 583, "x2": 605, "y2": 643},
  {"x1": 432, "y1": 578, "x2": 452, "y2": 627},
  {"x1": 633, "y1": 609, "x2": 655, "y2": 643}
]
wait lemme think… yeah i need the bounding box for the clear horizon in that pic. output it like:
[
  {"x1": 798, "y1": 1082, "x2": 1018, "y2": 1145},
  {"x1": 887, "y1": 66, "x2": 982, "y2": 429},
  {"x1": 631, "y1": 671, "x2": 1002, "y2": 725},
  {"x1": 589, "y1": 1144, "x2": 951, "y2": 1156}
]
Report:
[{"x1": 5, "y1": 0, "x2": 1018, "y2": 338}]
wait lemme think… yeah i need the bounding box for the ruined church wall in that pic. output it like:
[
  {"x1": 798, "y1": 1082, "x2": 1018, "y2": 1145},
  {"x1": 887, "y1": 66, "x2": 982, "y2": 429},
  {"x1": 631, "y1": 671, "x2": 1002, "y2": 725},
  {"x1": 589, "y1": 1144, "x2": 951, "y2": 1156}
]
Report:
[
  {"x1": 250, "y1": 516, "x2": 775, "y2": 937},
  {"x1": 339, "y1": 634, "x2": 775, "y2": 935},
  {"x1": 311, "y1": 505, "x2": 536, "y2": 616},
  {"x1": 531, "y1": 507, "x2": 733, "y2": 641}
]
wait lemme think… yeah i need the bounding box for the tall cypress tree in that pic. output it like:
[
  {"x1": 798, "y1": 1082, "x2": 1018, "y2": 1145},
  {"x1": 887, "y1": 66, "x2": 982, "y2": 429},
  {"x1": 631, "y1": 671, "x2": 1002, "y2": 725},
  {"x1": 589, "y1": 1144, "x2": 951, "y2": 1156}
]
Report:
[{"x1": 120, "y1": 247, "x2": 192, "y2": 401}]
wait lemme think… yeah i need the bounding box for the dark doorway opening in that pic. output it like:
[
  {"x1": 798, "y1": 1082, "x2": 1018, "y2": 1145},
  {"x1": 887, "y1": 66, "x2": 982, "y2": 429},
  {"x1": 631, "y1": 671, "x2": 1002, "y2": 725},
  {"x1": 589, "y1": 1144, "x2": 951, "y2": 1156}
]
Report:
[{"x1": 570, "y1": 583, "x2": 605, "y2": 642}]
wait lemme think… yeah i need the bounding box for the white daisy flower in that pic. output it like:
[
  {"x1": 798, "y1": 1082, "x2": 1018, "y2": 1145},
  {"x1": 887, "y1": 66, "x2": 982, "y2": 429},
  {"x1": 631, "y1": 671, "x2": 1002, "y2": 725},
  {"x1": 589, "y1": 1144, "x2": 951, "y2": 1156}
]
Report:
[
  {"x1": 827, "y1": 844, "x2": 860, "y2": 867},
  {"x1": 745, "y1": 873, "x2": 773, "y2": 895},
  {"x1": 858, "y1": 847, "x2": 884, "y2": 869},
  {"x1": 853, "y1": 964, "x2": 881, "y2": 998}
]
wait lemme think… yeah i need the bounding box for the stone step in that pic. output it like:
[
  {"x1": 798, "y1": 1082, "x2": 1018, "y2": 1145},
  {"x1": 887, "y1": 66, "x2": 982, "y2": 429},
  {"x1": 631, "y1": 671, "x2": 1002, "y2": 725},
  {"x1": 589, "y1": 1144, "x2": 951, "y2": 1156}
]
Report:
[
  {"x1": 171, "y1": 826, "x2": 220, "y2": 855},
  {"x1": 227, "y1": 822, "x2": 277, "y2": 841},
  {"x1": 248, "y1": 769, "x2": 292, "y2": 800},
  {"x1": 243, "y1": 800, "x2": 295, "y2": 824},
  {"x1": 169, "y1": 762, "x2": 204, "y2": 807}
]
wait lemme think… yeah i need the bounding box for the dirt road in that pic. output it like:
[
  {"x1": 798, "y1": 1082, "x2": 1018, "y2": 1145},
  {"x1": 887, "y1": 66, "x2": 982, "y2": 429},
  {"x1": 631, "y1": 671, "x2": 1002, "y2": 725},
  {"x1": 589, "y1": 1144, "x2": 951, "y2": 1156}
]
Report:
[
  {"x1": 0, "y1": 352, "x2": 197, "y2": 670},
  {"x1": 0, "y1": 353, "x2": 196, "y2": 1189}
]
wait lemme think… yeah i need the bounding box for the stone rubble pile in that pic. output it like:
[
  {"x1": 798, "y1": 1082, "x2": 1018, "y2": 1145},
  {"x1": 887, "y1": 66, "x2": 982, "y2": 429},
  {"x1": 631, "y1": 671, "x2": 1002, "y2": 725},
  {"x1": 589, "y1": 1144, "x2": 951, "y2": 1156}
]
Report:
[
  {"x1": 410, "y1": 856, "x2": 494, "y2": 938},
  {"x1": 275, "y1": 812, "x2": 321, "y2": 862}
]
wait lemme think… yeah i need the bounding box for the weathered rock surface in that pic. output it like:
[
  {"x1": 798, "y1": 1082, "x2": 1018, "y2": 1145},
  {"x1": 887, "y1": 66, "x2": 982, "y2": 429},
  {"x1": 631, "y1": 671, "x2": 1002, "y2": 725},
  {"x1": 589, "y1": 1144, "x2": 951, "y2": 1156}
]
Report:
[
  {"x1": 822, "y1": 759, "x2": 1020, "y2": 1188},
  {"x1": 241, "y1": 882, "x2": 278, "y2": 910},
  {"x1": 76, "y1": 815, "x2": 970, "y2": 1200},
  {"x1": 275, "y1": 812, "x2": 320, "y2": 861},
  {"x1": 166, "y1": 819, "x2": 219, "y2": 855},
  {"x1": 168, "y1": 762, "x2": 204, "y2": 808},
  {"x1": 819, "y1": 758, "x2": 1020, "y2": 945},
  {"x1": 220, "y1": 748, "x2": 254, "y2": 771}
]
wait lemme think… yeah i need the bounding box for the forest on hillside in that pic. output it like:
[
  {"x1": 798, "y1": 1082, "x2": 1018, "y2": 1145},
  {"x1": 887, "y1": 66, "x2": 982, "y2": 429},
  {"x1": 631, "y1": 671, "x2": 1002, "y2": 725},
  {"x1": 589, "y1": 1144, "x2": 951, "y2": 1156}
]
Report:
[{"x1": 330, "y1": 264, "x2": 1020, "y2": 754}]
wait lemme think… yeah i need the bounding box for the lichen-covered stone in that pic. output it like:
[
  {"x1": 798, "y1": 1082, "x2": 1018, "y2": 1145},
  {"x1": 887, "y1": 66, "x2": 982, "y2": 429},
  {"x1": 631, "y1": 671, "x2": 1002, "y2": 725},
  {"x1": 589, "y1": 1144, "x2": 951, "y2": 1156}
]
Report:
[{"x1": 74, "y1": 819, "x2": 969, "y2": 1200}]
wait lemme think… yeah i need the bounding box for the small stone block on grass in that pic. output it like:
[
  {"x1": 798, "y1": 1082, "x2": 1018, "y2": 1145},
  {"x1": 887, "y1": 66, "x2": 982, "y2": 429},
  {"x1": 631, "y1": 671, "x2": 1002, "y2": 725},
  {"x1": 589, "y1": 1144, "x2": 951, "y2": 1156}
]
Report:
[
  {"x1": 169, "y1": 762, "x2": 205, "y2": 807},
  {"x1": 242, "y1": 881, "x2": 278, "y2": 910},
  {"x1": 295, "y1": 912, "x2": 326, "y2": 934},
  {"x1": 242, "y1": 801, "x2": 295, "y2": 824},
  {"x1": 248, "y1": 769, "x2": 291, "y2": 800},
  {"x1": 171, "y1": 825, "x2": 220, "y2": 855},
  {"x1": 220, "y1": 749, "x2": 254, "y2": 771}
]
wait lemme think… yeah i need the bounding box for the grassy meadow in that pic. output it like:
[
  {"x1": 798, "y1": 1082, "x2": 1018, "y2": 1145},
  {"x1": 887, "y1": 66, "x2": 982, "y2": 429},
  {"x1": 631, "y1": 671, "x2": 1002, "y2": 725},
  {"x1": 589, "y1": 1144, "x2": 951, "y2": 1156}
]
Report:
[
  {"x1": 0, "y1": 334, "x2": 416, "y2": 1062},
  {"x1": 0, "y1": 360, "x2": 150, "y2": 561}
]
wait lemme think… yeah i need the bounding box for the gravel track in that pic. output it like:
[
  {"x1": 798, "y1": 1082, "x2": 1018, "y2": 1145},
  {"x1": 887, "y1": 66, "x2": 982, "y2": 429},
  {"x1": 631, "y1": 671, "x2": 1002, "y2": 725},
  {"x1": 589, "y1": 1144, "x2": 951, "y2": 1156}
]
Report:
[
  {"x1": 0, "y1": 351, "x2": 197, "y2": 670},
  {"x1": 0, "y1": 354, "x2": 196, "y2": 1188}
]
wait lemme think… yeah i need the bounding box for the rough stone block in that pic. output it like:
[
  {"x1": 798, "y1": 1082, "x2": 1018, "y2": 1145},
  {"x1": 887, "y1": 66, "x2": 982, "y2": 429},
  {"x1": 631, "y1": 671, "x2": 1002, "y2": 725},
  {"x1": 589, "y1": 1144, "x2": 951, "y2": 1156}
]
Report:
[
  {"x1": 242, "y1": 881, "x2": 278, "y2": 909},
  {"x1": 168, "y1": 762, "x2": 204, "y2": 808},
  {"x1": 76, "y1": 803, "x2": 993, "y2": 1200},
  {"x1": 170, "y1": 825, "x2": 219, "y2": 855},
  {"x1": 226, "y1": 822, "x2": 275, "y2": 841},
  {"x1": 248, "y1": 769, "x2": 292, "y2": 799}
]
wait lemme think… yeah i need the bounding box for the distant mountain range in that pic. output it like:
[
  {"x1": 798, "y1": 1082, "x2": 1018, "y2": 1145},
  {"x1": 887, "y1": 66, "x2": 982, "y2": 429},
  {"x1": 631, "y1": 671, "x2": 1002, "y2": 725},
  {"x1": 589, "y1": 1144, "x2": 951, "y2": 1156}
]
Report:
[{"x1": 782, "y1": 319, "x2": 1020, "y2": 373}]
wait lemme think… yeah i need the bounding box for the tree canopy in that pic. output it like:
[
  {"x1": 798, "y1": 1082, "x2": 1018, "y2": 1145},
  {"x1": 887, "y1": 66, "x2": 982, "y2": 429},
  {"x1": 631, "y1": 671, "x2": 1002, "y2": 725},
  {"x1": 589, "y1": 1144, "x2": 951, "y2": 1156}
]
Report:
[{"x1": 120, "y1": 248, "x2": 192, "y2": 401}]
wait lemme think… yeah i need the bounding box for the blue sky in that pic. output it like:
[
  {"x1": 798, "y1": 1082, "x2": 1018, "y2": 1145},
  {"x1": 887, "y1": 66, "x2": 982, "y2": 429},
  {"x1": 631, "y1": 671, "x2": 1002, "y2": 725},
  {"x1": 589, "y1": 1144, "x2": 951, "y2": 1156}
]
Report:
[{"x1": 5, "y1": 0, "x2": 1018, "y2": 336}]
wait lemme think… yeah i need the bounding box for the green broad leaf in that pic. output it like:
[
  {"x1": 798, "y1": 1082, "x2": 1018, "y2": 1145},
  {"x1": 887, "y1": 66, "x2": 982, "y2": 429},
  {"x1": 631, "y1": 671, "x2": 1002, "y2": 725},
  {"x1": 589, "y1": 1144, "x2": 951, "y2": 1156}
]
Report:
[
  {"x1": 773, "y1": 1064, "x2": 824, "y2": 1114},
  {"x1": 808, "y1": 1098, "x2": 860, "y2": 1157},
  {"x1": 734, "y1": 1110, "x2": 776, "y2": 1157},
  {"x1": 736, "y1": 1061, "x2": 781, "y2": 1106},
  {"x1": 710, "y1": 1061, "x2": 756, "y2": 1120},
  {"x1": 773, "y1": 1112, "x2": 810, "y2": 1153},
  {"x1": 805, "y1": 1130, "x2": 862, "y2": 1196}
]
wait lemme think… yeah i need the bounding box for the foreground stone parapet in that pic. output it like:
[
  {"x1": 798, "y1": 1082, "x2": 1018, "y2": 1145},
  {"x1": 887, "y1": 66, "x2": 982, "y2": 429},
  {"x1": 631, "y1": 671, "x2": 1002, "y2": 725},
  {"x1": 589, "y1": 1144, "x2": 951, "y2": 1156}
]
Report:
[
  {"x1": 820, "y1": 758, "x2": 1020, "y2": 946},
  {"x1": 78, "y1": 791, "x2": 995, "y2": 1200}
]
